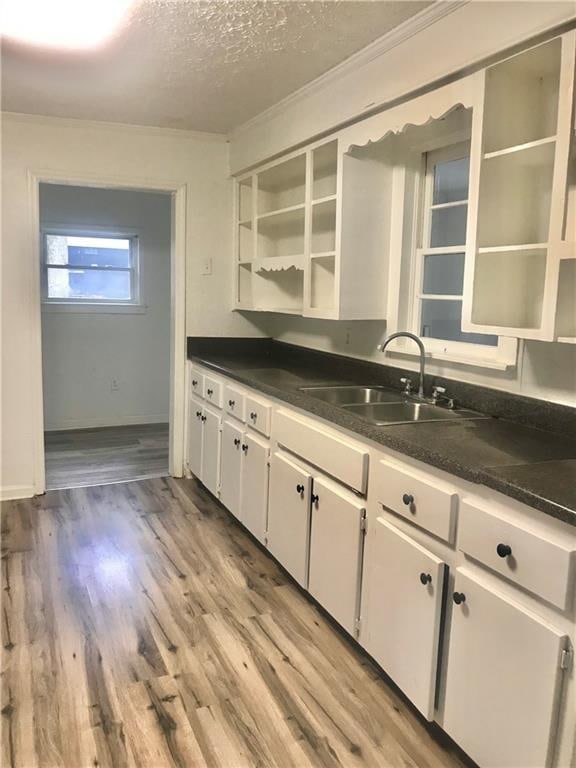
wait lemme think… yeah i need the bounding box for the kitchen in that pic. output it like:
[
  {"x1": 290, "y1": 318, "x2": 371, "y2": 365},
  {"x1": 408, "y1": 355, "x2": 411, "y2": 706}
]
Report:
[{"x1": 1, "y1": 2, "x2": 576, "y2": 767}]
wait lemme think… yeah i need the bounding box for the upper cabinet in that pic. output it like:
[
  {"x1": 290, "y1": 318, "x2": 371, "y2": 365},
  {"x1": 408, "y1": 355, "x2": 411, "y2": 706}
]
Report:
[
  {"x1": 234, "y1": 137, "x2": 389, "y2": 319},
  {"x1": 462, "y1": 32, "x2": 576, "y2": 341}
]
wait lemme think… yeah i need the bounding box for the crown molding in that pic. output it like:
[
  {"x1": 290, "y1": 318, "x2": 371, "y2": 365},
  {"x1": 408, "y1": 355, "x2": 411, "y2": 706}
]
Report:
[
  {"x1": 229, "y1": 0, "x2": 469, "y2": 139},
  {"x1": 1, "y1": 111, "x2": 228, "y2": 143}
]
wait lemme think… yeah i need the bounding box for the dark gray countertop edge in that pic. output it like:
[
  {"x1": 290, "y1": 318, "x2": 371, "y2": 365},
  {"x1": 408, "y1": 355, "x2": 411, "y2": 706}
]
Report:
[{"x1": 188, "y1": 353, "x2": 576, "y2": 528}]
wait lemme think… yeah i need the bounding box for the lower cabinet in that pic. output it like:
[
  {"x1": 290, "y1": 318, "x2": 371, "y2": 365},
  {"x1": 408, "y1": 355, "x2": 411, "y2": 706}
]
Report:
[
  {"x1": 360, "y1": 518, "x2": 446, "y2": 720},
  {"x1": 443, "y1": 570, "x2": 569, "y2": 768},
  {"x1": 267, "y1": 451, "x2": 313, "y2": 588},
  {"x1": 187, "y1": 396, "x2": 204, "y2": 478},
  {"x1": 200, "y1": 404, "x2": 221, "y2": 498},
  {"x1": 308, "y1": 476, "x2": 366, "y2": 636},
  {"x1": 220, "y1": 419, "x2": 243, "y2": 517},
  {"x1": 240, "y1": 432, "x2": 269, "y2": 544}
]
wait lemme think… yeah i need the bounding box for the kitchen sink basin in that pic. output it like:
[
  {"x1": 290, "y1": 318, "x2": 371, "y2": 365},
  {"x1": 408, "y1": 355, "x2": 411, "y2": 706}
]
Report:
[
  {"x1": 299, "y1": 385, "x2": 404, "y2": 406},
  {"x1": 342, "y1": 401, "x2": 487, "y2": 425}
]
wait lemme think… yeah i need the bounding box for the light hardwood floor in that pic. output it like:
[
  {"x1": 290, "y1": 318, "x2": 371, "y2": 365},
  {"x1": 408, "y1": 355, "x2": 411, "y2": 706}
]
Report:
[
  {"x1": 1, "y1": 478, "x2": 467, "y2": 768},
  {"x1": 44, "y1": 423, "x2": 169, "y2": 490}
]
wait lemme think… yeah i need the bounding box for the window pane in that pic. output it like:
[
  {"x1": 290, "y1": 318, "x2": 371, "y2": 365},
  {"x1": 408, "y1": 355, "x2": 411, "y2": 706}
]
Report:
[
  {"x1": 423, "y1": 252, "x2": 465, "y2": 295},
  {"x1": 46, "y1": 235, "x2": 131, "y2": 268},
  {"x1": 430, "y1": 205, "x2": 467, "y2": 248},
  {"x1": 420, "y1": 299, "x2": 498, "y2": 345},
  {"x1": 47, "y1": 268, "x2": 131, "y2": 301},
  {"x1": 433, "y1": 156, "x2": 470, "y2": 204}
]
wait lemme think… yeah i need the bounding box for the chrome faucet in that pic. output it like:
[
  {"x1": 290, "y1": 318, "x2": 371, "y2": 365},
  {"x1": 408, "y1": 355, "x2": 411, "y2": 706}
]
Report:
[{"x1": 378, "y1": 332, "x2": 426, "y2": 400}]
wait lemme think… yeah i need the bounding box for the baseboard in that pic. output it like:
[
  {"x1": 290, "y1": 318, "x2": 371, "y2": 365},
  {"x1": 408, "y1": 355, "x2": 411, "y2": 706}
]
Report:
[
  {"x1": 1, "y1": 485, "x2": 35, "y2": 502},
  {"x1": 44, "y1": 414, "x2": 169, "y2": 432}
]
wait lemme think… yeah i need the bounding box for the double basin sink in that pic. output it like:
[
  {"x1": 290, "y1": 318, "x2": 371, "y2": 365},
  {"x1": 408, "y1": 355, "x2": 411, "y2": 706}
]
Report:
[{"x1": 299, "y1": 385, "x2": 487, "y2": 426}]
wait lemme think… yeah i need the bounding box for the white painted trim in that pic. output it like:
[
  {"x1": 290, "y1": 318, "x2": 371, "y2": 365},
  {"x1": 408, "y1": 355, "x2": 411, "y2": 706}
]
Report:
[
  {"x1": 1, "y1": 486, "x2": 37, "y2": 502},
  {"x1": 2, "y1": 111, "x2": 227, "y2": 143},
  {"x1": 230, "y1": 1, "x2": 469, "y2": 139},
  {"x1": 44, "y1": 415, "x2": 169, "y2": 431},
  {"x1": 28, "y1": 170, "x2": 188, "y2": 496}
]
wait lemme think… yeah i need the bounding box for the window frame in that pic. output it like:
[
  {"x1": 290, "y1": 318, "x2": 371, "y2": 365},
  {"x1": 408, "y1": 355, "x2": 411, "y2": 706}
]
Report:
[
  {"x1": 40, "y1": 226, "x2": 144, "y2": 314},
  {"x1": 402, "y1": 141, "x2": 517, "y2": 368}
]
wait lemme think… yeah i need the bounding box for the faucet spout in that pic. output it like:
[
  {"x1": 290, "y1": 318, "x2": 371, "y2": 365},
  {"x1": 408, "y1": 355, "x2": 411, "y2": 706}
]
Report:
[{"x1": 379, "y1": 332, "x2": 426, "y2": 399}]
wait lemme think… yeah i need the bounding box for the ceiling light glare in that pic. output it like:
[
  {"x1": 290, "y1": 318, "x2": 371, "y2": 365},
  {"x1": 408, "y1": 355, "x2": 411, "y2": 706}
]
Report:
[{"x1": 1, "y1": 0, "x2": 135, "y2": 50}]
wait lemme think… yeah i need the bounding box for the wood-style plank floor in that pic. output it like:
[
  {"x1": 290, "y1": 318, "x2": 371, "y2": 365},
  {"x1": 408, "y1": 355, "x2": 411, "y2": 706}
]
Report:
[
  {"x1": 1, "y1": 478, "x2": 467, "y2": 768},
  {"x1": 44, "y1": 424, "x2": 169, "y2": 490}
]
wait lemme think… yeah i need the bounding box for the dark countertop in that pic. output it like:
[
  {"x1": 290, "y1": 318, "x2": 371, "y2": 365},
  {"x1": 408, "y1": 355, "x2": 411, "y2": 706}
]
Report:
[{"x1": 188, "y1": 338, "x2": 576, "y2": 527}]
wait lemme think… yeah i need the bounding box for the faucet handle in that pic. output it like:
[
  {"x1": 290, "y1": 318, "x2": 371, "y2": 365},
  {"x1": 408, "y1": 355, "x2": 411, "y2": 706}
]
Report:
[
  {"x1": 432, "y1": 386, "x2": 446, "y2": 397},
  {"x1": 400, "y1": 377, "x2": 413, "y2": 395}
]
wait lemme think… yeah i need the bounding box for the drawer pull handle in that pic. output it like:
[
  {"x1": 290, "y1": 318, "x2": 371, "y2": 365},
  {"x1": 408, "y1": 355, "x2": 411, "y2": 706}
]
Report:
[
  {"x1": 201, "y1": 415, "x2": 207, "y2": 423},
  {"x1": 207, "y1": 388, "x2": 213, "y2": 396},
  {"x1": 229, "y1": 399, "x2": 235, "y2": 407},
  {"x1": 453, "y1": 592, "x2": 466, "y2": 605},
  {"x1": 419, "y1": 573, "x2": 432, "y2": 585},
  {"x1": 311, "y1": 493, "x2": 319, "y2": 505},
  {"x1": 241, "y1": 444, "x2": 248, "y2": 453},
  {"x1": 250, "y1": 411, "x2": 257, "y2": 420},
  {"x1": 496, "y1": 543, "x2": 512, "y2": 558},
  {"x1": 196, "y1": 410, "x2": 202, "y2": 418},
  {"x1": 192, "y1": 379, "x2": 198, "y2": 386},
  {"x1": 402, "y1": 493, "x2": 414, "y2": 507},
  {"x1": 296, "y1": 484, "x2": 305, "y2": 495},
  {"x1": 234, "y1": 438, "x2": 241, "y2": 447}
]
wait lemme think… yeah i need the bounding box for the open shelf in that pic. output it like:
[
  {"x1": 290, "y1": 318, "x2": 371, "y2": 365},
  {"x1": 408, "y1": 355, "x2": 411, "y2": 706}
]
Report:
[
  {"x1": 253, "y1": 255, "x2": 304, "y2": 272},
  {"x1": 237, "y1": 263, "x2": 253, "y2": 307},
  {"x1": 309, "y1": 254, "x2": 335, "y2": 311},
  {"x1": 478, "y1": 140, "x2": 555, "y2": 248},
  {"x1": 257, "y1": 154, "x2": 306, "y2": 215},
  {"x1": 257, "y1": 206, "x2": 305, "y2": 259},
  {"x1": 471, "y1": 247, "x2": 547, "y2": 329},
  {"x1": 257, "y1": 203, "x2": 305, "y2": 221},
  {"x1": 312, "y1": 140, "x2": 338, "y2": 200},
  {"x1": 555, "y1": 259, "x2": 576, "y2": 340},
  {"x1": 311, "y1": 198, "x2": 337, "y2": 254},
  {"x1": 238, "y1": 177, "x2": 253, "y2": 222},
  {"x1": 253, "y1": 266, "x2": 304, "y2": 313},
  {"x1": 311, "y1": 250, "x2": 336, "y2": 259},
  {"x1": 483, "y1": 38, "x2": 562, "y2": 154},
  {"x1": 483, "y1": 135, "x2": 556, "y2": 160}
]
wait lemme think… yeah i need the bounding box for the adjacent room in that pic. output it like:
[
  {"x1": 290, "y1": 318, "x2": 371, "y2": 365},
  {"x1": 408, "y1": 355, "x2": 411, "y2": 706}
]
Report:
[{"x1": 2, "y1": 3, "x2": 576, "y2": 768}]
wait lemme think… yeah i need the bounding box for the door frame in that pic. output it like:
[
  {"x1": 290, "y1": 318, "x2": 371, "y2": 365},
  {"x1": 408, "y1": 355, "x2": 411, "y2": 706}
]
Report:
[{"x1": 29, "y1": 170, "x2": 188, "y2": 493}]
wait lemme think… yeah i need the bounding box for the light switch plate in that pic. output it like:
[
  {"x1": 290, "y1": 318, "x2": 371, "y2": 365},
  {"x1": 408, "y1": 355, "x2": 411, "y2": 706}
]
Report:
[{"x1": 200, "y1": 257, "x2": 213, "y2": 275}]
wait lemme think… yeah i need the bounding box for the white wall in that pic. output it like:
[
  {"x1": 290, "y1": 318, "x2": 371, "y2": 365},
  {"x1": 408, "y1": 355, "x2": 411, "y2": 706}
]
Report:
[
  {"x1": 262, "y1": 315, "x2": 576, "y2": 407},
  {"x1": 1, "y1": 113, "x2": 267, "y2": 499},
  {"x1": 40, "y1": 184, "x2": 172, "y2": 430},
  {"x1": 230, "y1": 1, "x2": 576, "y2": 172}
]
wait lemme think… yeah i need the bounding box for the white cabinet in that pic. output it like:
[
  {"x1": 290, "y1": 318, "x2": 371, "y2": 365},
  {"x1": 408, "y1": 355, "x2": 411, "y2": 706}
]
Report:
[
  {"x1": 240, "y1": 432, "x2": 269, "y2": 544},
  {"x1": 360, "y1": 518, "x2": 446, "y2": 720},
  {"x1": 220, "y1": 419, "x2": 243, "y2": 518},
  {"x1": 443, "y1": 570, "x2": 569, "y2": 768},
  {"x1": 200, "y1": 405, "x2": 221, "y2": 498},
  {"x1": 267, "y1": 452, "x2": 313, "y2": 587},
  {"x1": 186, "y1": 396, "x2": 204, "y2": 479},
  {"x1": 462, "y1": 31, "x2": 576, "y2": 340},
  {"x1": 308, "y1": 476, "x2": 366, "y2": 635}
]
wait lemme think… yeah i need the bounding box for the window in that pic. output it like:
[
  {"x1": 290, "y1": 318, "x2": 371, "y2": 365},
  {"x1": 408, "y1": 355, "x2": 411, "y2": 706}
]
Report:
[
  {"x1": 42, "y1": 231, "x2": 140, "y2": 308},
  {"x1": 412, "y1": 144, "x2": 498, "y2": 349}
]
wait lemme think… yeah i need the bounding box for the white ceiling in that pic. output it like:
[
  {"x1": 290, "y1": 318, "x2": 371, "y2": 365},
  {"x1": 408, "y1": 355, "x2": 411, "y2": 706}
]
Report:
[{"x1": 1, "y1": 0, "x2": 432, "y2": 134}]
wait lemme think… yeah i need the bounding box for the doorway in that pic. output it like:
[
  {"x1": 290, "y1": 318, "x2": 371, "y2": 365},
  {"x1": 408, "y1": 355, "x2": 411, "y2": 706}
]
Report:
[{"x1": 39, "y1": 183, "x2": 176, "y2": 490}]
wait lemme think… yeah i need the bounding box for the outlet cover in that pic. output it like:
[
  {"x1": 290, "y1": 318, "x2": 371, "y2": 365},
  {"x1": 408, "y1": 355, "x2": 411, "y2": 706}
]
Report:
[{"x1": 200, "y1": 257, "x2": 213, "y2": 276}]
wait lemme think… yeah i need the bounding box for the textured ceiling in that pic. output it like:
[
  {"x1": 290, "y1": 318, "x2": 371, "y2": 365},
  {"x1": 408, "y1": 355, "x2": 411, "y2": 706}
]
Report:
[{"x1": 1, "y1": 0, "x2": 432, "y2": 133}]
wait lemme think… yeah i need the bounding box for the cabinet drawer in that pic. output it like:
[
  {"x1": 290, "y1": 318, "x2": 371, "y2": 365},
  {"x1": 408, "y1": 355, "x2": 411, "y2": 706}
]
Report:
[
  {"x1": 459, "y1": 499, "x2": 576, "y2": 610},
  {"x1": 189, "y1": 365, "x2": 204, "y2": 398},
  {"x1": 203, "y1": 374, "x2": 223, "y2": 408},
  {"x1": 245, "y1": 395, "x2": 272, "y2": 437},
  {"x1": 224, "y1": 384, "x2": 245, "y2": 421},
  {"x1": 373, "y1": 459, "x2": 457, "y2": 543},
  {"x1": 275, "y1": 410, "x2": 368, "y2": 494}
]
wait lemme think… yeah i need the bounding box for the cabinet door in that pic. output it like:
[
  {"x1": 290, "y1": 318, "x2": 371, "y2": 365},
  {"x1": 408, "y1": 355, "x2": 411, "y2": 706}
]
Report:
[
  {"x1": 267, "y1": 452, "x2": 312, "y2": 587},
  {"x1": 361, "y1": 518, "x2": 445, "y2": 720},
  {"x1": 187, "y1": 398, "x2": 204, "y2": 479},
  {"x1": 220, "y1": 420, "x2": 243, "y2": 518},
  {"x1": 444, "y1": 570, "x2": 568, "y2": 768},
  {"x1": 240, "y1": 432, "x2": 269, "y2": 544},
  {"x1": 201, "y1": 405, "x2": 221, "y2": 498},
  {"x1": 308, "y1": 476, "x2": 365, "y2": 636}
]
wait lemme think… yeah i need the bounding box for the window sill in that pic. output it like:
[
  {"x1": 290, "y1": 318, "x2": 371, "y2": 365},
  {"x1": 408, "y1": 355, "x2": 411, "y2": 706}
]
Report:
[{"x1": 41, "y1": 302, "x2": 147, "y2": 315}]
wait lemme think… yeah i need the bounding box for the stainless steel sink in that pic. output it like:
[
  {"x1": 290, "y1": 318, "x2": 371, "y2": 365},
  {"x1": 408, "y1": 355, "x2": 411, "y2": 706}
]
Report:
[
  {"x1": 299, "y1": 385, "x2": 404, "y2": 406},
  {"x1": 342, "y1": 401, "x2": 487, "y2": 425}
]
